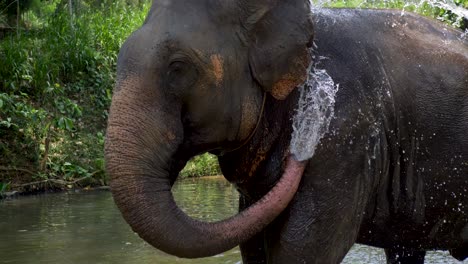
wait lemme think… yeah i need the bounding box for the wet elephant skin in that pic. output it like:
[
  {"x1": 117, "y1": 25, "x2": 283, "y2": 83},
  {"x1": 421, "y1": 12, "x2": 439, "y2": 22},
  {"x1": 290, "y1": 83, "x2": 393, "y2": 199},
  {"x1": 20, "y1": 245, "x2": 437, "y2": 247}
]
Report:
[
  {"x1": 105, "y1": 2, "x2": 468, "y2": 263},
  {"x1": 221, "y1": 8, "x2": 468, "y2": 264}
]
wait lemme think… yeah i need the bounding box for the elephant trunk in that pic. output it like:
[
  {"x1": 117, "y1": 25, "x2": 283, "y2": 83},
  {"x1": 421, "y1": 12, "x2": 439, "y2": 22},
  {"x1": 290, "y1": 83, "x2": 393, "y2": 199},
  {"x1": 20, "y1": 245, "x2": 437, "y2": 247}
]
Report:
[{"x1": 105, "y1": 83, "x2": 306, "y2": 258}]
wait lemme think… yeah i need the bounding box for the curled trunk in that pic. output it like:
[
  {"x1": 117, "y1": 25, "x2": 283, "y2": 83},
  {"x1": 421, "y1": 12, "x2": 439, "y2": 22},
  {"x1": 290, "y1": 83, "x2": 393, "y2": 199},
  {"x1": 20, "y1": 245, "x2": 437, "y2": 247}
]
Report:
[{"x1": 106, "y1": 86, "x2": 306, "y2": 258}]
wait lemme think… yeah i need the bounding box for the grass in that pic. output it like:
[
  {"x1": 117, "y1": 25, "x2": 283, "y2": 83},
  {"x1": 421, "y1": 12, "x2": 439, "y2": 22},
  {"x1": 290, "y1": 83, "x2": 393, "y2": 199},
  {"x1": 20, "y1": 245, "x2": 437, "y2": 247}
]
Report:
[
  {"x1": 180, "y1": 154, "x2": 222, "y2": 178},
  {"x1": 0, "y1": 1, "x2": 150, "y2": 191}
]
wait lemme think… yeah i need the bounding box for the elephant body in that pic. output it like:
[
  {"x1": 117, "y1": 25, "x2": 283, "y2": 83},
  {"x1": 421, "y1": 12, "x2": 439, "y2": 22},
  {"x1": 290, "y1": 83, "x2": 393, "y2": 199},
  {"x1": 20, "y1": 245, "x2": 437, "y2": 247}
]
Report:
[
  {"x1": 220, "y1": 8, "x2": 468, "y2": 263},
  {"x1": 105, "y1": 1, "x2": 467, "y2": 263}
]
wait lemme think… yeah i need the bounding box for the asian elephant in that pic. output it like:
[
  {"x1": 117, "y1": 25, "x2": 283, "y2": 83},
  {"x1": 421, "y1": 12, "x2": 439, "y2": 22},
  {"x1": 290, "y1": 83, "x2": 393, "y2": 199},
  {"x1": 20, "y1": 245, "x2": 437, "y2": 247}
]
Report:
[{"x1": 104, "y1": 0, "x2": 468, "y2": 263}]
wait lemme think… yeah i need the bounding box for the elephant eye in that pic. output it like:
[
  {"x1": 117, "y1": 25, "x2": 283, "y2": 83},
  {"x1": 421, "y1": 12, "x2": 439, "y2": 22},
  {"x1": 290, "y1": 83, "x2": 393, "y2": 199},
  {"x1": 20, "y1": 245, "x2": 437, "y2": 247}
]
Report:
[{"x1": 167, "y1": 61, "x2": 198, "y2": 90}]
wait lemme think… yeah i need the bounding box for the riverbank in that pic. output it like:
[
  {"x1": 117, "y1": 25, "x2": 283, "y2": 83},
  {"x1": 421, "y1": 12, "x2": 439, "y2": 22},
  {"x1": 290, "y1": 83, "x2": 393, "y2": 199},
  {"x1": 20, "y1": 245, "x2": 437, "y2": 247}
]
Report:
[
  {"x1": 0, "y1": 177, "x2": 110, "y2": 199},
  {"x1": 1, "y1": 185, "x2": 111, "y2": 200},
  {"x1": 0, "y1": 152, "x2": 221, "y2": 197},
  {"x1": 0, "y1": 1, "x2": 146, "y2": 196},
  {"x1": 0, "y1": 175, "x2": 226, "y2": 200}
]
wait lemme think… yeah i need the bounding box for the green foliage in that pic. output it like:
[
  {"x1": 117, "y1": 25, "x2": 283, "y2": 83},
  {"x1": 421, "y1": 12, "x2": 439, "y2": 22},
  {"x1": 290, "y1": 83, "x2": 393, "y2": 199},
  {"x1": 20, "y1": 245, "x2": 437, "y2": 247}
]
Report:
[
  {"x1": 180, "y1": 154, "x2": 222, "y2": 178},
  {"x1": 0, "y1": 0, "x2": 149, "y2": 188},
  {"x1": 315, "y1": 0, "x2": 467, "y2": 30},
  {"x1": 0, "y1": 182, "x2": 10, "y2": 196},
  {"x1": 0, "y1": 0, "x2": 40, "y2": 27},
  {"x1": 0, "y1": 0, "x2": 36, "y2": 16}
]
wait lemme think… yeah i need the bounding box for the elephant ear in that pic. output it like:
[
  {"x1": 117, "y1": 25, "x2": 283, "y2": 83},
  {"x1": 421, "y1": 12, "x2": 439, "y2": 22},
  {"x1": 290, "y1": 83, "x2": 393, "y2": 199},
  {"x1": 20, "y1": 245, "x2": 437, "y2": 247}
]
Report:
[{"x1": 242, "y1": 0, "x2": 314, "y2": 100}]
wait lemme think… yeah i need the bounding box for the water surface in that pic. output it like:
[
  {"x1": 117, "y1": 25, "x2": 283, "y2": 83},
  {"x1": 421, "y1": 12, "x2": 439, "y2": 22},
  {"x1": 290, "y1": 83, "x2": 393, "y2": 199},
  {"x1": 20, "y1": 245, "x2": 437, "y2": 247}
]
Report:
[{"x1": 0, "y1": 177, "x2": 463, "y2": 263}]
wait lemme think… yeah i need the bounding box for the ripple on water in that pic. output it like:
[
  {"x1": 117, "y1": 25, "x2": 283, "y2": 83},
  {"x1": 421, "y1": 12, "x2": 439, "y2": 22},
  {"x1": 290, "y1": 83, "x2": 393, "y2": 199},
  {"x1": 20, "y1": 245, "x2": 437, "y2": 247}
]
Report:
[{"x1": 0, "y1": 179, "x2": 465, "y2": 263}]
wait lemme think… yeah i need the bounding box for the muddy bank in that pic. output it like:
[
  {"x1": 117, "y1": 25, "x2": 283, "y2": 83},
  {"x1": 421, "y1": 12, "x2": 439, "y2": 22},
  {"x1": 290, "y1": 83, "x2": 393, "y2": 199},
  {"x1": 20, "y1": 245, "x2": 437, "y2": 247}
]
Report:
[{"x1": 0, "y1": 178, "x2": 110, "y2": 200}]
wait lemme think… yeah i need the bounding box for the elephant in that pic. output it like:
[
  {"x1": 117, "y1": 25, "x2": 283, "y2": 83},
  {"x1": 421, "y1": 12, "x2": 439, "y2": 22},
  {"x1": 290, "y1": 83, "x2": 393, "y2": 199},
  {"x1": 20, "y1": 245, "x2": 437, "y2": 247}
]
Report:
[{"x1": 104, "y1": 0, "x2": 468, "y2": 263}]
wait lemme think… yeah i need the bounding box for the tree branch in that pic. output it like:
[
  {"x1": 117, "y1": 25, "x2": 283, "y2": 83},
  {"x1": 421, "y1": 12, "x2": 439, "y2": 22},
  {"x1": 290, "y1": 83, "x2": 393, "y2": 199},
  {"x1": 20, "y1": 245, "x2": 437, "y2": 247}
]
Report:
[
  {"x1": 0, "y1": 166, "x2": 35, "y2": 175},
  {"x1": 10, "y1": 175, "x2": 94, "y2": 188}
]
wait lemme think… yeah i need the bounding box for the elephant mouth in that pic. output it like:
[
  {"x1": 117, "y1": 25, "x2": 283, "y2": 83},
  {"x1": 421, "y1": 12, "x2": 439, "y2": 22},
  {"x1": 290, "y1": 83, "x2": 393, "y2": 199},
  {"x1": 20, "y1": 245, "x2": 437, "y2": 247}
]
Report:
[{"x1": 207, "y1": 91, "x2": 267, "y2": 157}]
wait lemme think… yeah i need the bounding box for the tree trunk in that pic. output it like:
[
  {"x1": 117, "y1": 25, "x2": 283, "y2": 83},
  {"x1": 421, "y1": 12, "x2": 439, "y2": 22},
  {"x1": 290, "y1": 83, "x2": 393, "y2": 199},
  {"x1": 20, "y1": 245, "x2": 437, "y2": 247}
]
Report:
[
  {"x1": 16, "y1": 0, "x2": 19, "y2": 36},
  {"x1": 68, "y1": 0, "x2": 73, "y2": 27}
]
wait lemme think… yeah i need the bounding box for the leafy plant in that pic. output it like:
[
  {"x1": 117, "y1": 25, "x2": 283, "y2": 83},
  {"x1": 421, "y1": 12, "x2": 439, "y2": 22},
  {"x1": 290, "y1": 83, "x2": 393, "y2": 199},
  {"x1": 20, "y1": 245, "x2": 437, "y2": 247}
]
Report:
[
  {"x1": 0, "y1": 1, "x2": 150, "y2": 187},
  {"x1": 315, "y1": 0, "x2": 467, "y2": 30},
  {"x1": 0, "y1": 182, "x2": 10, "y2": 196},
  {"x1": 180, "y1": 154, "x2": 221, "y2": 178}
]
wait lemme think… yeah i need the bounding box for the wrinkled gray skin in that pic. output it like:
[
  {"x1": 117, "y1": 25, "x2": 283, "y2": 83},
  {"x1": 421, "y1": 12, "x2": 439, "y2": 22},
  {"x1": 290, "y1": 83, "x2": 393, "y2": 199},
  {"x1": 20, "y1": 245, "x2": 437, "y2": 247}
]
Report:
[{"x1": 105, "y1": 0, "x2": 468, "y2": 263}]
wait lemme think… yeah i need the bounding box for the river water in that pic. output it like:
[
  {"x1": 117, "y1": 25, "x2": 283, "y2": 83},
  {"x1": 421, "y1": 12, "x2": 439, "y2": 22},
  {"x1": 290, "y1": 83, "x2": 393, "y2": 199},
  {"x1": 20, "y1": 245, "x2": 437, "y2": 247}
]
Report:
[{"x1": 0, "y1": 177, "x2": 463, "y2": 264}]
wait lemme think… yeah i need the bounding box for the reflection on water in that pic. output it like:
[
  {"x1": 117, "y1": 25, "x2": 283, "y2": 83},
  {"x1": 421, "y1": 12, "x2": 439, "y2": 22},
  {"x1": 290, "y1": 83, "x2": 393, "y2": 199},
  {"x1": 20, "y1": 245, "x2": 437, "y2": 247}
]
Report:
[{"x1": 0, "y1": 177, "x2": 463, "y2": 263}]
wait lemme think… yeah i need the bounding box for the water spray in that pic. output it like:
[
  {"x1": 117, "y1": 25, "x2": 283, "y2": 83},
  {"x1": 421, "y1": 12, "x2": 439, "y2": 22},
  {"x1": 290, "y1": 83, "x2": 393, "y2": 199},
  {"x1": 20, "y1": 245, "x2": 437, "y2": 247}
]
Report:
[
  {"x1": 290, "y1": 52, "x2": 339, "y2": 162},
  {"x1": 311, "y1": 0, "x2": 467, "y2": 37}
]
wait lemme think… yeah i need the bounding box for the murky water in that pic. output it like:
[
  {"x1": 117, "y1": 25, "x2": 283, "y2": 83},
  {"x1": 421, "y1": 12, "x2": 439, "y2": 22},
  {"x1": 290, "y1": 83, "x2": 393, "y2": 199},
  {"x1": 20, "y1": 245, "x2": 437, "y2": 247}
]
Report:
[{"x1": 0, "y1": 177, "x2": 464, "y2": 263}]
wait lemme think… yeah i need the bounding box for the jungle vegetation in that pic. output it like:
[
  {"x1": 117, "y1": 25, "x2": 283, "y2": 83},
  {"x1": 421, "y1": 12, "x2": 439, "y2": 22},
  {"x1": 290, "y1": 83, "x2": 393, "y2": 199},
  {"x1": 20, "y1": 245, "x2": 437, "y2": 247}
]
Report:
[{"x1": 0, "y1": 0, "x2": 466, "y2": 195}]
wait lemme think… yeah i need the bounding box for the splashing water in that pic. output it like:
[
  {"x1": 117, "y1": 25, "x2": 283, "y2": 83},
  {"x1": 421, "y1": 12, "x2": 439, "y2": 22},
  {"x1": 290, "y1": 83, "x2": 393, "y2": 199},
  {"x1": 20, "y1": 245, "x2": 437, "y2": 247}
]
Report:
[
  {"x1": 311, "y1": 0, "x2": 468, "y2": 36},
  {"x1": 311, "y1": 0, "x2": 468, "y2": 19},
  {"x1": 422, "y1": 0, "x2": 468, "y2": 19},
  {"x1": 290, "y1": 61, "x2": 339, "y2": 162},
  {"x1": 290, "y1": 0, "x2": 466, "y2": 161}
]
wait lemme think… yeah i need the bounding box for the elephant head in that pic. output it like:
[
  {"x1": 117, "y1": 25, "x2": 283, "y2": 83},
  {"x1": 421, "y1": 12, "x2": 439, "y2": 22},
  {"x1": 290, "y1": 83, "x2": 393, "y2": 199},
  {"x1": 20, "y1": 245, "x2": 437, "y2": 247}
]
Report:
[{"x1": 105, "y1": 0, "x2": 313, "y2": 258}]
